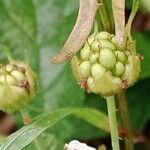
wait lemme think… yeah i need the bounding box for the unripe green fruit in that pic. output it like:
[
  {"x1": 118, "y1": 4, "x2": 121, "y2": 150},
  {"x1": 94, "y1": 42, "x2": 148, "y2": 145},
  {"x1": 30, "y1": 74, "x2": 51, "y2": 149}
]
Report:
[
  {"x1": 0, "y1": 75, "x2": 16, "y2": 85},
  {"x1": 96, "y1": 31, "x2": 114, "y2": 41},
  {"x1": 99, "y1": 39, "x2": 116, "y2": 51},
  {"x1": 115, "y1": 51, "x2": 126, "y2": 63},
  {"x1": 99, "y1": 48, "x2": 116, "y2": 69},
  {"x1": 91, "y1": 40, "x2": 100, "y2": 52},
  {"x1": 0, "y1": 61, "x2": 36, "y2": 112},
  {"x1": 71, "y1": 31, "x2": 141, "y2": 96},
  {"x1": 6, "y1": 75, "x2": 17, "y2": 85},
  {"x1": 81, "y1": 47, "x2": 91, "y2": 60},
  {"x1": 87, "y1": 77, "x2": 94, "y2": 86},
  {"x1": 6, "y1": 64, "x2": 13, "y2": 72},
  {"x1": 7, "y1": 75, "x2": 17, "y2": 85},
  {"x1": 122, "y1": 55, "x2": 140, "y2": 85},
  {"x1": 96, "y1": 31, "x2": 110, "y2": 40},
  {"x1": 90, "y1": 52, "x2": 99, "y2": 64},
  {"x1": 85, "y1": 35, "x2": 95, "y2": 46},
  {"x1": 0, "y1": 85, "x2": 30, "y2": 112},
  {"x1": 114, "y1": 62, "x2": 125, "y2": 76},
  {"x1": 11, "y1": 70, "x2": 25, "y2": 82},
  {"x1": 79, "y1": 61, "x2": 91, "y2": 77},
  {"x1": 111, "y1": 36, "x2": 117, "y2": 45},
  {"x1": 113, "y1": 77, "x2": 122, "y2": 85},
  {"x1": 111, "y1": 36, "x2": 122, "y2": 50},
  {"x1": 0, "y1": 75, "x2": 5, "y2": 84},
  {"x1": 91, "y1": 63, "x2": 106, "y2": 78}
]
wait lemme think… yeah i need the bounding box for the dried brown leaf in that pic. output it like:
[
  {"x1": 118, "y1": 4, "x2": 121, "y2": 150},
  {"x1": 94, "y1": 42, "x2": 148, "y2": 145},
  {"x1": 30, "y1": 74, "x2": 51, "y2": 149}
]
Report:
[{"x1": 51, "y1": 0, "x2": 99, "y2": 64}]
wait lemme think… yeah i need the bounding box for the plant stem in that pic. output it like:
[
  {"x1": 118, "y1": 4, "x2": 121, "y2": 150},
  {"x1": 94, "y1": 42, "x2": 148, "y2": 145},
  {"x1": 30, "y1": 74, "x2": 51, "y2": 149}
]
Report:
[
  {"x1": 125, "y1": 0, "x2": 139, "y2": 40},
  {"x1": 20, "y1": 108, "x2": 32, "y2": 125},
  {"x1": 117, "y1": 91, "x2": 134, "y2": 150},
  {"x1": 97, "y1": 0, "x2": 113, "y2": 33},
  {"x1": 106, "y1": 95, "x2": 120, "y2": 150}
]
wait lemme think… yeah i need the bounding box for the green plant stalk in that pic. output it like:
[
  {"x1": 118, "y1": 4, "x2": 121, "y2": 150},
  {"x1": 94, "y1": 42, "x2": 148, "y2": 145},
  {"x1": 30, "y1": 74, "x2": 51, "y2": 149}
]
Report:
[
  {"x1": 97, "y1": 0, "x2": 113, "y2": 33},
  {"x1": 20, "y1": 108, "x2": 31, "y2": 124},
  {"x1": 117, "y1": 91, "x2": 134, "y2": 150},
  {"x1": 106, "y1": 96, "x2": 120, "y2": 150},
  {"x1": 125, "y1": 0, "x2": 139, "y2": 40}
]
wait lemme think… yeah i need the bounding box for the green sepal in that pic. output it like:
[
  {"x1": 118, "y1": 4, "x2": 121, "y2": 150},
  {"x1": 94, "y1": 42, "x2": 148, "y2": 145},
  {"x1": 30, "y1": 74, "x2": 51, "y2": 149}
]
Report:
[
  {"x1": 10, "y1": 61, "x2": 37, "y2": 96},
  {"x1": 0, "y1": 84, "x2": 30, "y2": 112},
  {"x1": 0, "y1": 60, "x2": 37, "y2": 112},
  {"x1": 88, "y1": 71, "x2": 122, "y2": 96},
  {"x1": 71, "y1": 56, "x2": 81, "y2": 82},
  {"x1": 122, "y1": 55, "x2": 140, "y2": 85}
]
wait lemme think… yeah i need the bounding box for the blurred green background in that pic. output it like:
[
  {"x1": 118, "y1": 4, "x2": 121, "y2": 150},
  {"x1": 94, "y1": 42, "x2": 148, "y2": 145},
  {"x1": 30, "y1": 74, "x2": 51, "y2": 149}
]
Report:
[{"x1": 0, "y1": 0, "x2": 150, "y2": 149}]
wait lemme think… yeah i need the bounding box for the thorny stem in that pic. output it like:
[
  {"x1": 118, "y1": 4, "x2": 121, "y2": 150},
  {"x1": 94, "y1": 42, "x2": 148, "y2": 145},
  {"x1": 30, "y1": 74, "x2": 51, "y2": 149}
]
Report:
[
  {"x1": 106, "y1": 96, "x2": 120, "y2": 150},
  {"x1": 97, "y1": 0, "x2": 113, "y2": 33},
  {"x1": 117, "y1": 91, "x2": 134, "y2": 150}
]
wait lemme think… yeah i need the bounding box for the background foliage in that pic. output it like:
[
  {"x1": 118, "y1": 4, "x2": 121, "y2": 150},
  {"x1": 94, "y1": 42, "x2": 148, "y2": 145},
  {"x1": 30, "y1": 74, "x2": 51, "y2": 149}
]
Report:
[{"x1": 0, "y1": 0, "x2": 149, "y2": 149}]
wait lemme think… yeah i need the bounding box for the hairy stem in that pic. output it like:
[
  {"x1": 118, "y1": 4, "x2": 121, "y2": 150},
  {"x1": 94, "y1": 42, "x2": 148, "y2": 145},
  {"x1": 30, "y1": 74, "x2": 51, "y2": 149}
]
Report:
[
  {"x1": 106, "y1": 95, "x2": 120, "y2": 150},
  {"x1": 97, "y1": 0, "x2": 113, "y2": 33},
  {"x1": 117, "y1": 91, "x2": 134, "y2": 150}
]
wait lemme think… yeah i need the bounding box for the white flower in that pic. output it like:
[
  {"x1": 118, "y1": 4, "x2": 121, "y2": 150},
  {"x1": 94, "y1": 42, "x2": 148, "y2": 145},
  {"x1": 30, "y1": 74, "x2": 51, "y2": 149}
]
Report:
[{"x1": 64, "y1": 140, "x2": 96, "y2": 150}]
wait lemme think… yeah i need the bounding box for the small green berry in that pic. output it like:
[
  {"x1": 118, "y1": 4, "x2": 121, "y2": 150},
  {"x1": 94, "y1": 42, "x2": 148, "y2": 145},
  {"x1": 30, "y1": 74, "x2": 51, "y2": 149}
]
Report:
[
  {"x1": 90, "y1": 52, "x2": 99, "y2": 64},
  {"x1": 85, "y1": 35, "x2": 95, "y2": 46},
  {"x1": 99, "y1": 48, "x2": 116, "y2": 69},
  {"x1": 0, "y1": 61, "x2": 37, "y2": 112},
  {"x1": 96, "y1": 31, "x2": 110, "y2": 40},
  {"x1": 113, "y1": 77, "x2": 122, "y2": 85},
  {"x1": 6, "y1": 64, "x2": 13, "y2": 72},
  {"x1": 87, "y1": 77, "x2": 94, "y2": 86},
  {"x1": 111, "y1": 37, "x2": 122, "y2": 50},
  {"x1": 91, "y1": 63, "x2": 106, "y2": 78},
  {"x1": 114, "y1": 62, "x2": 125, "y2": 76},
  {"x1": 109, "y1": 34, "x2": 114, "y2": 39},
  {"x1": 0, "y1": 75, "x2": 16, "y2": 85},
  {"x1": 11, "y1": 70, "x2": 25, "y2": 81},
  {"x1": 80, "y1": 47, "x2": 91, "y2": 60},
  {"x1": 72, "y1": 31, "x2": 141, "y2": 96},
  {"x1": 0, "y1": 75, "x2": 5, "y2": 84},
  {"x1": 6, "y1": 75, "x2": 17, "y2": 85},
  {"x1": 115, "y1": 51, "x2": 126, "y2": 63},
  {"x1": 91, "y1": 40, "x2": 100, "y2": 52},
  {"x1": 79, "y1": 61, "x2": 91, "y2": 77},
  {"x1": 99, "y1": 39, "x2": 116, "y2": 51}
]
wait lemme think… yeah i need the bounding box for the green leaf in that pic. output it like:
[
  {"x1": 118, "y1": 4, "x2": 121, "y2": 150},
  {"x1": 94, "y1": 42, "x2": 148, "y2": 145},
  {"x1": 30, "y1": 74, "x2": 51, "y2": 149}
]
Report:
[
  {"x1": 140, "y1": 0, "x2": 150, "y2": 12},
  {"x1": 127, "y1": 78, "x2": 150, "y2": 131},
  {"x1": 134, "y1": 32, "x2": 150, "y2": 79},
  {"x1": 0, "y1": 0, "x2": 38, "y2": 71},
  {"x1": 0, "y1": 108, "x2": 109, "y2": 150},
  {"x1": 0, "y1": 0, "x2": 149, "y2": 149}
]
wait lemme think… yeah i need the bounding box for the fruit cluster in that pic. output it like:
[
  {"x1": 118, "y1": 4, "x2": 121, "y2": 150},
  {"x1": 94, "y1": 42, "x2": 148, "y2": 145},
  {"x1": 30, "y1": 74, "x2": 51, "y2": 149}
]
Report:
[
  {"x1": 72, "y1": 31, "x2": 141, "y2": 96},
  {"x1": 0, "y1": 61, "x2": 36, "y2": 112}
]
